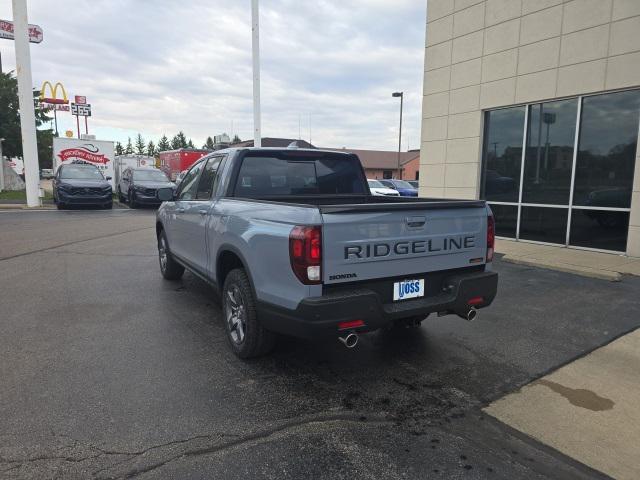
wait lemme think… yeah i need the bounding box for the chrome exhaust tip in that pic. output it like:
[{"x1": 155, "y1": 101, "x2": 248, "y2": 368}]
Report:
[
  {"x1": 338, "y1": 332, "x2": 358, "y2": 348},
  {"x1": 466, "y1": 307, "x2": 477, "y2": 322}
]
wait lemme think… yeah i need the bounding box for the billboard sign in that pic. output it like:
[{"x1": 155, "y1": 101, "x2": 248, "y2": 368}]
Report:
[
  {"x1": 0, "y1": 19, "x2": 43, "y2": 43},
  {"x1": 53, "y1": 138, "x2": 115, "y2": 188}
]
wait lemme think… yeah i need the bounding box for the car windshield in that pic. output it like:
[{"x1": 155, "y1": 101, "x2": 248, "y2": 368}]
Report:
[
  {"x1": 368, "y1": 180, "x2": 384, "y2": 188},
  {"x1": 60, "y1": 165, "x2": 104, "y2": 180},
  {"x1": 234, "y1": 152, "x2": 367, "y2": 196},
  {"x1": 392, "y1": 180, "x2": 416, "y2": 189},
  {"x1": 133, "y1": 169, "x2": 169, "y2": 182}
]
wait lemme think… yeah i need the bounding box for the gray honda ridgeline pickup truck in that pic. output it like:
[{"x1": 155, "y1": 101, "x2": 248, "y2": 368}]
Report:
[{"x1": 156, "y1": 147, "x2": 498, "y2": 358}]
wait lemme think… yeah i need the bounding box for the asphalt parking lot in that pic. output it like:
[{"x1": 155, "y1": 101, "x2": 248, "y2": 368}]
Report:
[{"x1": 1, "y1": 209, "x2": 639, "y2": 479}]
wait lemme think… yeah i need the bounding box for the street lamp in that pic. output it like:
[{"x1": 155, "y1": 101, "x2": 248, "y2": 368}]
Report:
[
  {"x1": 0, "y1": 137, "x2": 5, "y2": 192},
  {"x1": 392, "y1": 91, "x2": 403, "y2": 179}
]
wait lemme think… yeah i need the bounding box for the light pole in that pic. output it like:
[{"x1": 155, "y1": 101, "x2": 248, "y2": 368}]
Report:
[
  {"x1": 392, "y1": 92, "x2": 403, "y2": 179},
  {"x1": 251, "y1": 0, "x2": 261, "y2": 147},
  {"x1": 0, "y1": 137, "x2": 5, "y2": 192},
  {"x1": 11, "y1": 0, "x2": 40, "y2": 207}
]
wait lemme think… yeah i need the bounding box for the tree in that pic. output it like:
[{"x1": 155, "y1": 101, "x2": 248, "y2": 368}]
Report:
[
  {"x1": 171, "y1": 131, "x2": 187, "y2": 149},
  {"x1": 125, "y1": 137, "x2": 134, "y2": 154},
  {"x1": 187, "y1": 138, "x2": 195, "y2": 149},
  {"x1": 147, "y1": 140, "x2": 156, "y2": 157},
  {"x1": 157, "y1": 135, "x2": 170, "y2": 152},
  {"x1": 115, "y1": 142, "x2": 124, "y2": 156},
  {"x1": 203, "y1": 136, "x2": 215, "y2": 150},
  {"x1": 0, "y1": 71, "x2": 52, "y2": 165},
  {"x1": 232, "y1": 134, "x2": 241, "y2": 143},
  {"x1": 135, "y1": 133, "x2": 146, "y2": 155}
]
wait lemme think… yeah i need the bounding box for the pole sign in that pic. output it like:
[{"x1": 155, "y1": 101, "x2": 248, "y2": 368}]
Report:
[
  {"x1": 53, "y1": 138, "x2": 115, "y2": 188},
  {"x1": 0, "y1": 19, "x2": 43, "y2": 43},
  {"x1": 70, "y1": 103, "x2": 91, "y2": 116},
  {"x1": 40, "y1": 81, "x2": 68, "y2": 105}
]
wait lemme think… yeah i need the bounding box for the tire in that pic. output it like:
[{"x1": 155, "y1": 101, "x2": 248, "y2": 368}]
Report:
[
  {"x1": 56, "y1": 203, "x2": 66, "y2": 210},
  {"x1": 118, "y1": 188, "x2": 126, "y2": 203},
  {"x1": 157, "y1": 230, "x2": 184, "y2": 280},
  {"x1": 129, "y1": 190, "x2": 138, "y2": 208},
  {"x1": 104, "y1": 202, "x2": 113, "y2": 209},
  {"x1": 222, "y1": 268, "x2": 276, "y2": 358}
]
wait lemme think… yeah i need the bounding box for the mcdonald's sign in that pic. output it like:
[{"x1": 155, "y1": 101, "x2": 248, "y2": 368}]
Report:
[{"x1": 40, "y1": 81, "x2": 68, "y2": 105}]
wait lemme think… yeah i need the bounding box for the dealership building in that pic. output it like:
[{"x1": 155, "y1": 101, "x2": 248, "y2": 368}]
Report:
[{"x1": 419, "y1": 0, "x2": 640, "y2": 256}]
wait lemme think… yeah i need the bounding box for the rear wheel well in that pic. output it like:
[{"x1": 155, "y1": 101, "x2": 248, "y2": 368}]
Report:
[
  {"x1": 156, "y1": 222, "x2": 164, "y2": 239},
  {"x1": 217, "y1": 250, "x2": 245, "y2": 288}
]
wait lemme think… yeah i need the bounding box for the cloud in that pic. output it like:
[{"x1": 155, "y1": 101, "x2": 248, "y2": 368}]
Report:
[{"x1": 0, "y1": 0, "x2": 425, "y2": 150}]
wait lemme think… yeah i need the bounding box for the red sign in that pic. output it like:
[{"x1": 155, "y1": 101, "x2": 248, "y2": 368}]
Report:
[
  {"x1": 0, "y1": 19, "x2": 43, "y2": 43},
  {"x1": 57, "y1": 147, "x2": 109, "y2": 164},
  {"x1": 75, "y1": 95, "x2": 87, "y2": 105}
]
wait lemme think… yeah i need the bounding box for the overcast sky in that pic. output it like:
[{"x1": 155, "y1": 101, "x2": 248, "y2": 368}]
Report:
[{"x1": 0, "y1": 0, "x2": 425, "y2": 151}]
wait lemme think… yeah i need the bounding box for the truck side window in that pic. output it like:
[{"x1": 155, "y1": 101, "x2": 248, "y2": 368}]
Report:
[
  {"x1": 196, "y1": 156, "x2": 224, "y2": 200},
  {"x1": 177, "y1": 160, "x2": 205, "y2": 201}
]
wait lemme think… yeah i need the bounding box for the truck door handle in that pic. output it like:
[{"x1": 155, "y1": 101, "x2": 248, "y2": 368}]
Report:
[
  {"x1": 176, "y1": 207, "x2": 185, "y2": 213},
  {"x1": 198, "y1": 209, "x2": 207, "y2": 216}
]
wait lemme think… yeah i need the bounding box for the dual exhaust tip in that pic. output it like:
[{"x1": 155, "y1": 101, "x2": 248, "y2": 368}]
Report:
[
  {"x1": 338, "y1": 307, "x2": 477, "y2": 349},
  {"x1": 338, "y1": 332, "x2": 358, "y2": 348}
]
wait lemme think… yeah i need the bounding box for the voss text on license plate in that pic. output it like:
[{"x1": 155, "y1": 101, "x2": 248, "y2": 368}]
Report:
[{"x1": 393, "y1": 279, "x2": 425, "y2": 301}]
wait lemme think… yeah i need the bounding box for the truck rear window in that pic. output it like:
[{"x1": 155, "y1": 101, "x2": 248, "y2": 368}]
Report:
[{"x1": 233, "y1": 152, "x2": 367, "y2": 196}]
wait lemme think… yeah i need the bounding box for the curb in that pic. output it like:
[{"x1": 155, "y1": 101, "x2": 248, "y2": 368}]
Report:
[
  {"x1": 0, "y1": 204, "x2": 55, "y2": 210},
  {"x1": 502, "y1": 255, "x2": 622, "y2": 282}
]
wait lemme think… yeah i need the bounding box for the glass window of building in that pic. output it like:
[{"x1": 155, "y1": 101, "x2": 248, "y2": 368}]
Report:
[
  {"x1": 480, "y1": 89, "x2": 639, "y2": 252},
  {"x1": 480, "y1": 107, "x2": 525, "y2": 203},
  {"x1": 522, "y1": 99, "x2": 577, "y2": 205},
  {"x1": 573, "y1": 90, "x2": 640, "y2": 208}
]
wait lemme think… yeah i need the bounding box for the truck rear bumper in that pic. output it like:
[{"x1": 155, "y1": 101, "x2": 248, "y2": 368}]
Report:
[{"x1": 258, "y1": 270, "x2": 498, "y2": 339}]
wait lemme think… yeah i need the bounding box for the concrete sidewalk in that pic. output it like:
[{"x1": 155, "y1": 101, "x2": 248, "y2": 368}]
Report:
[
  {"x1": 485, "y1": 328, "x2": 640, "y2": 480},
  {"x1": 496, "y1": 238, "x2": 640, "y2": 281}
]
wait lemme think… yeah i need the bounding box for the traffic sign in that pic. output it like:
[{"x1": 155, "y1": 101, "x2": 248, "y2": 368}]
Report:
[{"x1": 0, "y1": 19, "x2": 43, "y2": 43}]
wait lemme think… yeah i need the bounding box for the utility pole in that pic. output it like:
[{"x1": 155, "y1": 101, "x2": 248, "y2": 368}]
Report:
[
  {"x1": 251, "y1": 0, "x2": 261, "y2": 147},
  {"x1": 11, "y1": 0, "x2": 40, "y2": 207},
  {"x1": 0, "y1": 138, "x2": 5, "y2": 192}
]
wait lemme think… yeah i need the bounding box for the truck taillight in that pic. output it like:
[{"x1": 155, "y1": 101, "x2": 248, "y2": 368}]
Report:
[
  {"x1": 289, "y1": 226, "x2": 322, "y2": 284},
  {"x1": 487, "y1": 213, "x2": 495, "y2": 262}
]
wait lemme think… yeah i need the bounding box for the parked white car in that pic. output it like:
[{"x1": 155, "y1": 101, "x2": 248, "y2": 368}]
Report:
[{"x1": 368, "y1": 179, "x2": 400, "y2": 196}]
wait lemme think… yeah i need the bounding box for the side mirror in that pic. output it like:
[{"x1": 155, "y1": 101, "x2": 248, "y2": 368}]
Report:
[
  {"x1": 105, "y1": 176, "x2": 112, "y2": 181},
  {"x1": 157, "y1": 187, "x2": 175, "y2": 202}
]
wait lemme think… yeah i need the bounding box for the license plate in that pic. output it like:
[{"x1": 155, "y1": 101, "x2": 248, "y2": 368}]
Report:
[{"x1": 393, "y1": 279, "x2": 425, "y2": 301}]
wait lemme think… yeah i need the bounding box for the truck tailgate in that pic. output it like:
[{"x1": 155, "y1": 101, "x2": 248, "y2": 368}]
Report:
[{"x1": 321, "y1": 203, "x2": 488, "y2": 284}]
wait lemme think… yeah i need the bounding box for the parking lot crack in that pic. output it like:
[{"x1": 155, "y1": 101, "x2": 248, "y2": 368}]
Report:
[{"x1": 102, "y1": 413, "x2": 392, "y2": 479}]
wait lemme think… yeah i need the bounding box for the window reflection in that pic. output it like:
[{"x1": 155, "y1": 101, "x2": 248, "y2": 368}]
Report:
[
  {"x1": 481, "y1": 107, "x2": 525, "y2": 202},
  {"x1": 523, "y1": 100, "x2": 577, "y2": 205},
  {"x1": 488, "y1": 204, "x2": 517, "y2": 238},
  {"x1": 573, "y1": 90, "x2": 640, "y2": 208},
  {"x1": 570, "y1": 210, "x2": 629, "y2": 252},
  {"x1": 519, "y1": 207, "x2": 568, "y2": 244}
]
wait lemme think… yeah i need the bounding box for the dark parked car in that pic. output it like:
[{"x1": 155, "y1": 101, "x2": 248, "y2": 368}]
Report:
[
  {"x1": 379, "y1": 179, "x2": 418, "y2": 197},
  {"x1": 118, "y1": 167, "x2": 175, "y2": 208},
  {"x1": 53, "y1": 163, "x2": 112, "y2": 210}
]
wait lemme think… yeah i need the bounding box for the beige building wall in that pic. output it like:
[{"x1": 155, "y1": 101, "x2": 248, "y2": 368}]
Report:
[{"x1": 419, "y1": 0, "x2": 640, "y2": 256}]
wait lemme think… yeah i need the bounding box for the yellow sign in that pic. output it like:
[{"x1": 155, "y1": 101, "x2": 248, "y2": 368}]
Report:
[
  {"x1": 65, "y1": 130, "x2": 73, "y2": 138},
  {"x1": 40, "y1": 81, "x2": 68, "y2": 105}
]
